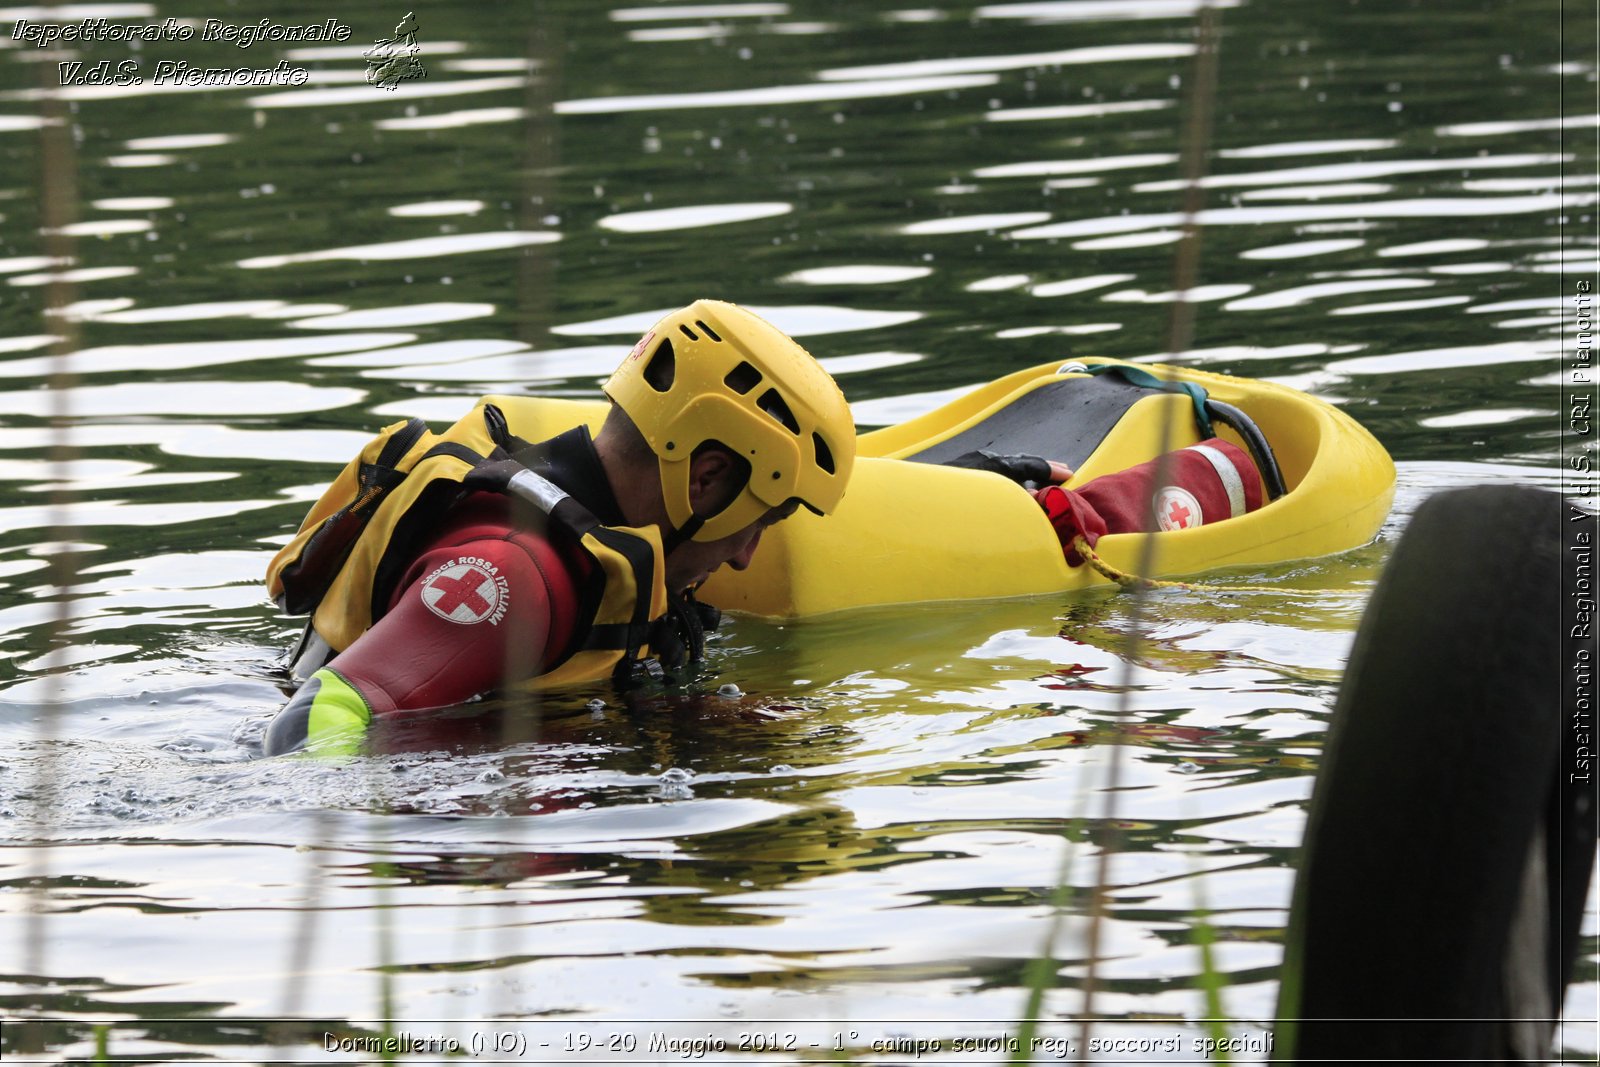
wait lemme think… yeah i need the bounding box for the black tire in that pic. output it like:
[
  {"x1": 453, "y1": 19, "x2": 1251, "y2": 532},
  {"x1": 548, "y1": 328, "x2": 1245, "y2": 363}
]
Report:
[{"x1": 1276, "y1": 486, "x2": 1596, "y2": 1061}]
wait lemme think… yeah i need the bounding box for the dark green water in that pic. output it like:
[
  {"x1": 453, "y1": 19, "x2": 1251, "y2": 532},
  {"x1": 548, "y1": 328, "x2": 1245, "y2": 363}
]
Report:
[{"x1": 0, "y1": 0, "x2": 1594, "y2": 1061}]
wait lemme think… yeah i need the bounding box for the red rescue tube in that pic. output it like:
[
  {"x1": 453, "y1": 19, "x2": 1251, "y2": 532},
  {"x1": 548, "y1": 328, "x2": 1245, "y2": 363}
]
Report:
[{"x1": 1033, "y1": 438, "x2": 1264, "y2": 564}]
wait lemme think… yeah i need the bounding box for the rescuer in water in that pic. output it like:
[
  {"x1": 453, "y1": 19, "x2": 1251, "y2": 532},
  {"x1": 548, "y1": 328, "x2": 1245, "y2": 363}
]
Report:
[{"x1": 263, "y1": 299, "x2": 857, "y2": 755}]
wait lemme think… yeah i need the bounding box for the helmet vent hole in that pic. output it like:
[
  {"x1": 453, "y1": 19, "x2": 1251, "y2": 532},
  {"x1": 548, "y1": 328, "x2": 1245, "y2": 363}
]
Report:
[
  {"x1": 813, "y1": 433, "x2": 835, "y2": 475},
  {"x1": 643, "y1": 337, "x2": 675, "y2": 392},
  {"x1": 679, "y1": 324, "x2": 699, "y2": 341},
  {"x1": 696, "y1": 320, "x2": 722, "y2": 342},
  {"x1": 758, "y1": 388, "x2": 800, "y2": 435},
  {"x1": 723, "y1": 361, "x2": 762, "y2": 395}
]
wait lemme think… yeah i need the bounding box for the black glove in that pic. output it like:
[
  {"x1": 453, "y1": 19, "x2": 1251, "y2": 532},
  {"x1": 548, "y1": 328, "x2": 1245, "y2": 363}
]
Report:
[
  {"x1": 944, "y1": 450, "x2": 1053, "y2": 487},
  {"x1": 650, "y1": 590, "x2": 722, "y2": 676}
]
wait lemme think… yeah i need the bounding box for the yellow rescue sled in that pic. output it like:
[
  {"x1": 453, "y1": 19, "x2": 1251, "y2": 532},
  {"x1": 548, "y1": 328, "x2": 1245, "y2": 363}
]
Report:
[
  {"x1": 704, "y1": 357, "x2": 1394, "y2": 616},
  {"x1": 476, "y1": 357, "x2": 1394, "y2": 618}
]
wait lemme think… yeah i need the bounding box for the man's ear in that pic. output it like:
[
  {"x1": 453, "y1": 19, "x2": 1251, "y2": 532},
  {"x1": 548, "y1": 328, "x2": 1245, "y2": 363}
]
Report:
[{"x1": 686, "y1": 448, "x2": 739, "y2": 515}]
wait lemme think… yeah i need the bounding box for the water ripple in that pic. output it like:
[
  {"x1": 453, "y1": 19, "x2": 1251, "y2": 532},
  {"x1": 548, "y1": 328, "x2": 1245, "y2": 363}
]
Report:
[
  {"x1": 0, "y1": 494, "x2": 306, "y2": 536},
  {"x1": 1029, "y1": 273, "x2": 1136, "y2": 297},
  {"x1": 1324, "y1": 340, "x2": 1557, "y2": 375},
  {"x1": 1377, "y1": 238, "x2": 1491, "y2": 257},
  {"x1": 1239, "y1": 182, "x2": 1395, "y2": 201},
  {"x1": 90, "y1": 300, "x2": 291, "y2": 323},
  {"x1": 0, "y1": 256, "x2": 67, "y2": 275},
  {"x1": 781, "y1": 265, "x2": 934, "y2": 285},
  {"x1": 237, "y1": 231, "x2": 560, "y2": 269},
  {"x1": 308, "y1": 339, "x2": 528, "y2": 369},
  {"x1": 387, "y1": 200, "x2": 487, "y2": 217},
  {"x1": 1240, "y1": 239, "x2": 1366, "y2": 260},
  {"x1": 609, "y1": 3, "x2": 791, "y2": 20},
  {"x1": 1009, "y1": 192, "x2": 1587, "y2": 239},
  {"x1": 1329, "y1": 295, "x2": 1473, "y2": 316},
  {"x1": 974, "y1": 152, "x2": 1178, "y2": 178},
  {"x1": 1223, "y1": 278, "x2": 1433, "y2": 312},
  {"x1": 8, "y1": 265, "x2": 139, "y2": 286},
  {"x1": 598, "y1": 202, "x2": 793, "y2": 233},
  {"x1": 0, "y1": 380, "x2": 364, "y2": 417},
  {"x1": 0, "y1": 423, "x2": 371, "y2": 463},
  {"x1": 978, "y1": 0, "x2": 1241, "y2": 20},
  {"x1": 123, "y1": 133, "x2": 234, "y2": 150},
  {"x1": 0, "y1": 334, "x2": 410, "y2": 378},
  {"x1": 553, "y1": 305, "x2": 921, "y2": 337},
  {"x1": 1218, "y1": 138, "x2": 1399, "y2": 159},
  {"x1": 247, "y1": 76, "x2": 527, "y2": 109},
  {"x1": 1437, "y1": 114, "x2": 1592, "y2": 136},
  {"x1": 375, "y1": 106, "x2": 527, "y2": 131},
  {"x1": 0, "y1": 114, "x2": 56, "y2": 132},
  {"x1": 1134, "y1": 153, "x2": 1569, "y2": 192},
  {"x1": 290, "y1": 304, "x2": 495, "y2": 329},
  {"x1": 554, "y1": 74, "x2": 999, "y2": 114},
  {"x1": 901, "y1": 212, "x2": 1052, "y2": 235},
  {"x1": 985, "y1": 99, "x2": 1174, "y2": 122},
  {"x1": 820, "y1": 43, "x2": 1195, "y2": 81},
  {"x1": 362, "y1": 346, "x2": 623, "y2": 384}
]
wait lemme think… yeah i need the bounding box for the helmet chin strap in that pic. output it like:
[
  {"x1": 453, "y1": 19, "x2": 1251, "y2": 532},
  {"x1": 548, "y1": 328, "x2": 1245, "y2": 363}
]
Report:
[
  {"x1": 662, "y1": 514, "x2": 704, "y2": 555},
  {"x1": 664, "y1": 460, "x2": 750, "y2": 553}
]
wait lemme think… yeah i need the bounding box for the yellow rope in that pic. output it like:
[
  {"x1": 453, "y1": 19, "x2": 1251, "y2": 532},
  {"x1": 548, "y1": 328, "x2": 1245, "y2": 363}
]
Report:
[
  {"x1": 1071, "y1": 535, "x2": 1201, "y2": 592},
  {"x1": 1070, "y1": 534, "x2": 1321, "y2": 596}
]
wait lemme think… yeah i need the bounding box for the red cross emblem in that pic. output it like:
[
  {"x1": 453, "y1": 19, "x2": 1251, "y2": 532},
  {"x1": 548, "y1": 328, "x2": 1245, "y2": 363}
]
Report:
[
  {"x1": 1153, "y1": 487, "x2": 1204, "y2": 532},
  {"x1": 433, "y1": 570, "x2": 490, "y2": 614},
  {"x1": 420, "y1": 560, "x2": 504, "y2": 625},
  {"x1": 627, "y1": 329, "x2": 655, "y2": 362}
]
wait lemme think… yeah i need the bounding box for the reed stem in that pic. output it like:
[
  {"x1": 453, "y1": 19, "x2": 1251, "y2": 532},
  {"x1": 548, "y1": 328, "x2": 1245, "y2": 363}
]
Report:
[
  {"x1": 27, "y1": 22, "x2": 82, "y2": 1014},
  {"x1": 1073, "y1": 1, "x2": 1224, "y2": 1056}
]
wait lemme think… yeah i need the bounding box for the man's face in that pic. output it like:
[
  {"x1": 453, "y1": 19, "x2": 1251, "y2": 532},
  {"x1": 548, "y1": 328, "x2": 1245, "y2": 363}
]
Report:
[{"x1": 665, "y1": 499, "x2": 798, "y2": 593}]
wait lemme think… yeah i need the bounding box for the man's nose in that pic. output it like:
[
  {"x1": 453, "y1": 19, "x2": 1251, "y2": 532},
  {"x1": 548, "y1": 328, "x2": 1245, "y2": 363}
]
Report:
[{"x1": 729, "y1": 528, "x2": 762, "y2": 570}]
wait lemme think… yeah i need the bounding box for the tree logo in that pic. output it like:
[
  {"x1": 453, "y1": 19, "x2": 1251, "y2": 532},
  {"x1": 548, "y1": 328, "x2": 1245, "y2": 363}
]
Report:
[{"x1": 365, "y1": 12, "x2": 425, "y2": 90}]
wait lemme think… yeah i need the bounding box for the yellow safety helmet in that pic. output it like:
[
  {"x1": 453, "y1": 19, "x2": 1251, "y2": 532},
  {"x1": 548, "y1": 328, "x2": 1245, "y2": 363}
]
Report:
[{"x1": 603, "y1": 299, "x2": 856, "y2": 544}]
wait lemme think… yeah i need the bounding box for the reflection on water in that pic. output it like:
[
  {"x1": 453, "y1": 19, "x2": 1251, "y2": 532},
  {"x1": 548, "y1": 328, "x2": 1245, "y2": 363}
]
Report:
[{"x1": 0, "y1": 0, "x2": 1594, "y2": 1060}]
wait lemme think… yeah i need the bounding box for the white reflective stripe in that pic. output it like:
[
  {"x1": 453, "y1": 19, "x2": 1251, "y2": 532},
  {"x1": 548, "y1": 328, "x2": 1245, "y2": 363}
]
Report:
[
  {"x1": 1188, "y1": 443, "x2": 1246, "y2": 518},
  {"x1": 507, "y1": 468, "x2": 570, "y2": 513}
]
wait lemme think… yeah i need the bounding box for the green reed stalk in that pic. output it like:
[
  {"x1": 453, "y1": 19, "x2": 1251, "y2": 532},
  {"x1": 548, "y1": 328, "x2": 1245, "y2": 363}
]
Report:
[
  {"x1": 1189, "y1": 880, "x2": 1233, "y2": 1062},
  {"x1": 380, "y1": 863, "x2": 398, "y2": 1065},
  {"x1": 1023, "y1": 1, "x2": 1225, "y2": 1057},
  {"x1": 1009, "y1": 835, "x2": 1079, "y2": 1063},
  {"x1": 277, "y1": 823, "x2": 327, "y2": 1036},
  {"x1": 498, "y1": 13, "x2": 565, "y2": 755},
  {"x1": 27, "y1": 15, "x2": 83, "y2": 1023},
  {"x1": 1170, "y1": 9, "x2": 1231, "y2": 1052}
]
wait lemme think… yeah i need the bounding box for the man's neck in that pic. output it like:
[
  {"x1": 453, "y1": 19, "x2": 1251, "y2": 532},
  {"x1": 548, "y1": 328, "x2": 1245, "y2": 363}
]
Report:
[{"x1": 594, "y1": 428, "x2": 667, "y2": 533}]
